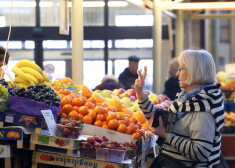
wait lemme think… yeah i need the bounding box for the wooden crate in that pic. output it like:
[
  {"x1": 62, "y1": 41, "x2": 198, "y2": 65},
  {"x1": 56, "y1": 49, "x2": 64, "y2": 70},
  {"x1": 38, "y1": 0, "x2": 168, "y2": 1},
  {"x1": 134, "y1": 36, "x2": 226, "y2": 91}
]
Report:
[
  {"x1": 30, "y1": 134, "x2": 80, "y2": 156},
  {"x1": 31, "y1": 151, "x2": 128, "y2": 168},
  {"x1": 0, "y1": 128, "x2": 23, "y2": 148}
]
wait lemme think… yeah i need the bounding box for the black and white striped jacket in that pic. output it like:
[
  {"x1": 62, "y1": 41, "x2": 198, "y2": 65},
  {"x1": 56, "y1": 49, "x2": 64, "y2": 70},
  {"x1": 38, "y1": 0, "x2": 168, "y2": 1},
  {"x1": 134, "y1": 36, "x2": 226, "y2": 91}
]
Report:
[{"x1": 139, "y1": 84, "x2": 224, "y2": 168}]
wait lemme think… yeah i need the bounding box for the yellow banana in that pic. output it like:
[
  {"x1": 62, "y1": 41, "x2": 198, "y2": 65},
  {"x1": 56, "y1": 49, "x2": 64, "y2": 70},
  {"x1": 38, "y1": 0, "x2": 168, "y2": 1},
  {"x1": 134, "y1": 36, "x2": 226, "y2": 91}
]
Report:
[
  {"x1": 26, "y1": 74, "x2": 39, "y2": 84},
  {"x1": 42, "y1": 71, "x2": 49, "y2": 82},
  {"x1": 12, "y1": 66, "x2": 32, "y2": 84},
  {"x1": 17, "y1": 83, "x2": 28, "y2": 88},
  {"x1": 14, "y1": 76, "x2": 31, "y2": 86},
  {"x1": 20, "y1": 67, "x2": 44, "y2": 83},
  {"x1": 15, "y1": 59, "x2": 43, "y2": 75}
]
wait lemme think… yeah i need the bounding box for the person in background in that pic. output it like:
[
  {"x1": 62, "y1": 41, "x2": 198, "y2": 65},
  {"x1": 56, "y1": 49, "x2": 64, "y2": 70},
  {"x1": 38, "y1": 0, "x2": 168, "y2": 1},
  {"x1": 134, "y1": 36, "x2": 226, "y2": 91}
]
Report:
[
  {"x1": 94, "y1": 75, "x2": 125, "y2": 91},
  {"x1": 135, "y1": 49, "x2": 224, "y2": 168},
  {"x1": 0, "y1": 46, "x2": 10, "y2": 79},
  {"x1": 118, "y1": 55, "x2": 140, "y2": 89},
  {"x1": 162, "y1": 57, "x2": 180, "y2": 100}
]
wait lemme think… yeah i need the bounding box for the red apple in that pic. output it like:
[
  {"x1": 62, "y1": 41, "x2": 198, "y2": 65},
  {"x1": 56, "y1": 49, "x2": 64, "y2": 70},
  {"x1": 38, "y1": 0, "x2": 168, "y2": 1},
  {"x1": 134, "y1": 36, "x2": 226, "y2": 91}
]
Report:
[
  {"x1": 94, "y1": 136, "x2": 102, "y2": 143},
  {"x1": 87, "y1": 137, "x2": 95, "y2": 144},
  {"x1": 130, "y1": 96, "x2": 136, "y2": 102},
  {"x1": 126, "y1": 89, "x2": 136, "y2": 97}
]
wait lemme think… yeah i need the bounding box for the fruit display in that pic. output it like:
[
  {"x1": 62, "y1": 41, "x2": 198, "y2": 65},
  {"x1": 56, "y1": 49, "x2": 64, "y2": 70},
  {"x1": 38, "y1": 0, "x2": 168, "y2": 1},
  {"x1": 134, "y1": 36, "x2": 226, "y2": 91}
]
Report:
[
  {"x1": 224, "y1": 112, "x2": 235, "y2": 127},
  {"x1": 55, "y1": 118, "x2": 83, "y2": 139},
  {"x1": 0, "y1": 80, "x2": 9, "y2": 112},
  {"x1": 51, "y1": 77, "x2": 80, "y2": 93},
  {"x1": 11, "y1": 59, "x2": 50, "y2": 88}
]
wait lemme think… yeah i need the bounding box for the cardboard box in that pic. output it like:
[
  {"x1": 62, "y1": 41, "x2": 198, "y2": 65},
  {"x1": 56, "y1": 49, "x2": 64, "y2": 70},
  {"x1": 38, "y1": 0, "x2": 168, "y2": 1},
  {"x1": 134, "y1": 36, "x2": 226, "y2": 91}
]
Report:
[
  {"x1": 81, "y1": 124, "x2": 134, "y2": 143},
  {"x1": 0, "y1": 112, "x2": 45, "y2": 128},
  {"x1": 32, "y1": 151, "x2": 128, "y2": 168}
]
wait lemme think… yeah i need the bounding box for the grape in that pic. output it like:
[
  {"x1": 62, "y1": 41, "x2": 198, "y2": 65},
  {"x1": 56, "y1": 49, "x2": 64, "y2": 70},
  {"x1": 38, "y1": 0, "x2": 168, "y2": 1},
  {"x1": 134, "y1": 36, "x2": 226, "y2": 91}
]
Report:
[{"x1": 0, "y1": 84, "x2": 8, "y2": 99}]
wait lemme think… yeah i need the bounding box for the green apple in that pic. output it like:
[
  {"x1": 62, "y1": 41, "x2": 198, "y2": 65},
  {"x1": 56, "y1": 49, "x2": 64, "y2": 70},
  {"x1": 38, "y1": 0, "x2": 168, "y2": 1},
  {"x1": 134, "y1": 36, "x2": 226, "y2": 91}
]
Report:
[
  {"x1": 148, "y1": 93, "x2": 159, "y2": 105},
  {"x1": 120, "y1": 97, "x2": 133, "y2": 107},
  {"x1": 104, "y1": 98, "x2": 112, "y2": 103},
  {"x1": 102, "y1": 89, "x2": 112, "y2": 98},
  {"x1": 119, "y1": 92, "x2": 130, "y2": 98},
  {"x1": 111, "y1": 95, "x2": 120, "y2": 100},
  {"x1": 93, "y1": 90, "x2": 105, "y2": 97},
  {"x1": 130, "y1": 104, "x2": 141, "y2": 112}
]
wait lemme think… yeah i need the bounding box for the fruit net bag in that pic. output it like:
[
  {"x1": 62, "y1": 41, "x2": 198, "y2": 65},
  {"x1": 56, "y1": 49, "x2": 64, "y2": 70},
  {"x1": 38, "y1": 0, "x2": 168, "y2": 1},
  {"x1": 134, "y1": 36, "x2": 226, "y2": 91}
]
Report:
[{"x1": 9, "y1": 95, "x2": 60, "y2": 119}]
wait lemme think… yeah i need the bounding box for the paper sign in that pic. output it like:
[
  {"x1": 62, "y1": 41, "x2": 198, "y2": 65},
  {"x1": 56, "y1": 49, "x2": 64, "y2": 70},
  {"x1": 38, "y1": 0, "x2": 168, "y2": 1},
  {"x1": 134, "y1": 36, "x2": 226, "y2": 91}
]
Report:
[
  {"x1": 41, "y1": 110, "x2": 57, "y2": 136},
  {"x1": 0, "y1": 145, "x2": 11, "y2": 158},
  {"x1": 225, "y1": 64, "x2": 235, "y2": 79}
]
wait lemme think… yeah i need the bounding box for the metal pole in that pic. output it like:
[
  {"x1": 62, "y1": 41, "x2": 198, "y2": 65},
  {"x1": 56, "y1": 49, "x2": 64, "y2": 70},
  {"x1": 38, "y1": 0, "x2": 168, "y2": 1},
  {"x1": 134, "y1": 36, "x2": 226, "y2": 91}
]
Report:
[
  {"x1": 152, "y1": 0, "x2": 162, "y2": 94},
  {"x1": 175, "y1": 10, "x2": 184, "y2": 57},
  {"x1": 71, "y1": 0, "x2": 83, "y2": 84}
]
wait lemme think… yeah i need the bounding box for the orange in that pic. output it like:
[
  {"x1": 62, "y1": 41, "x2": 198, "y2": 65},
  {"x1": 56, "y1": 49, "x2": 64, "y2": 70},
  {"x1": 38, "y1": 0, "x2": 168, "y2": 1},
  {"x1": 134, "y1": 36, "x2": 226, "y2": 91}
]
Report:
[
  {"x1": 123, "y1": 117, "x2": 130, "y2": 126},
  {"x1": 102, "y1": 121, "x2": 108, "y2": 125},
  {"x1": 132, "y1": 132, "x2": 141, "y2": 140},
  {"x1": 94, "y1": 106, "x2": 104, "y2": 114},
  {"x1": 125, "y1": 126, "x2": 132, "y2": 135},
  {"x1": 129, "y1": 124, "x2": 138, "y2": 134},
  {"x1": 61, "y1": 96, "x2": 72, "y2": 107},
  {"x1": 117, "y1": 124, "x2": 127, "y2": 133},
  {"x1": 96, "y1": 114, "x2": 105, "y2": 121},
  {"x1": 102, "y1": 125, "x2": 108, "y2": 129},
  {"x1": 108, "y1": 100, "x2": 123, "y2": 112},
  {"x1": 122, "y1": 107, "x2": 134, "y2": 117},
  {"x1": 78, "y1": 114, "x2": 84, "y2": 120},
  {"x1": 61, "y1": 104, "x2": 73, "y2": 114},
  {"x1": 88, "y1": 110, "x2": 97, "y2": 119},
  {"x1": 132, "y1": 111, "x2": 147, "y2": 124},
  {"x1": 116, "y1": 112, "x2": 125, "y2": 120},
  {"x1": 136, "y1": 122, "x2": 142, "y2": 129},
  {"x1": 78, "y1": 106, "x2": 89, "y2": 115},
  {"x1": 63, "y1": 89, "x2": 71, "y2": 95},
  {"x1": 79, "y1": 85, "x2": 93, "y2": 98},
  {"x1": 87, "y1": 97, "x2": 97, "y2": 105},
  {"x1": 60, "y1": 113, "x2": 68, "y2": 119},
  {"x1": 83, "y1": 115, "x2": 93, "y2": 124},
  {"x1": 118, "y1": 120, "x2": 124, "y2": 125},
  {"x1": 108, "y1": 119, "x2": 119, "y2": 130},
  {"x1": 68, "y1": 110, "x2": 79, "y2": 120},
  {"x1": 72, "y1": 106, "x2": 80, "y2": 112},
  {"x1": 142, "y1": 122, "x2": 153, "y2": 131},
  {"x1": 106, "y1": 113, "x2": 116, "y2": 122},
  {"x1": 129, "y1": 117, "x2": 137, "y2": 124},
  {"x1": 60, "y1": 77, "x2": 74, "y2": 84},
  {"x1": 52, "y1": 86, "x2": 60, "y2": 91},
  {"x1": 72, "y1": 98, "x2": 83, "y2": 106},
  {"x1": 84, "y1": 102, "x2": 95, "y2": 109},
  {"x1": 92, "y1": 94, "x2": 104, "y2": 103},
  {"x1": 94, "y1": 120, "x2": 103, "y2": 127},
  {"x1": 136, "y1": 129, "x2": 145, "y2": 137},
  {"x1": 80, "y1": 96, "x2": 87, "y2": 106}
]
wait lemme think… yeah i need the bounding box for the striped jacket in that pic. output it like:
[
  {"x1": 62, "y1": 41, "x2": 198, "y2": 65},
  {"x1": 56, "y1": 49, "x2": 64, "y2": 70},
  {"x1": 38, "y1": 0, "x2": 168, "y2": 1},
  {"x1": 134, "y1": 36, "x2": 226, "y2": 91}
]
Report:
[{"x1": 138, "y1": 84, "x2": 224, "y2": 167}]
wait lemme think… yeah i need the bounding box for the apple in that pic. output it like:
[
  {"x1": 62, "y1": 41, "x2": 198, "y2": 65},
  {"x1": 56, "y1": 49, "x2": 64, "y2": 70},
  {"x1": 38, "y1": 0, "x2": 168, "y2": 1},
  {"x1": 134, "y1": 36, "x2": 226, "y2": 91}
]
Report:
[
  {"x1": 120, "y1": 97, "x2": 133, "y2": 107},
  {"x1": 111, "y1": 95, "x2": 120, "y2": 100},
  {"x1": 94, "y1": 136, "x2": 102, "y2": 143},
  {"x1": 118, "y1": 88, "x2": 126, "y2": 94},
  {"x1": 148, "y1": 93, "x2": 159, "y2": 105},
  {"x1": 112, "y1": 89, "x2": 120, "y2": 95},
  {"x1": 102, "y1": 89, "x2": 112, "y2": 98},
  {"x1": 130, "y1": 96, "x2": 136, "y2": 102},
  {"x1": 104, "y1": 98, "x2": 112, "y2": 103},
  {"x1": 93, "y1": 90, "x2": 105, "y2": 97},
  {"x1": 126, "y1": 89, "x2": 136, "y2": 97},
  {"x1": 102, "y1": 136, "x2": 109, "y2": 142},
  {"x1": 130, "y1": 104, "x2": 141, "y2": 112},
  {"x1": 119, "y1": 92, "x2": 130, "y2": 98},
  {"x1": 100, "y1": 142, "x2": 107, "y2": 148}
]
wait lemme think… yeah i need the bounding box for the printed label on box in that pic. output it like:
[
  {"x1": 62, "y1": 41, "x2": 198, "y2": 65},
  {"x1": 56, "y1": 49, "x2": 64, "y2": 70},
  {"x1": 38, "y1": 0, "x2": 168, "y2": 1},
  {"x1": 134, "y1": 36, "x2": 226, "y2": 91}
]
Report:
[
  {"x1": 5, "y1": 116, "x2": 13, "y2": 123},
  {"x1": 0, "y1": 145, "x2": 11, "y2": 158},
  {"x1": 0, "y1": 128, "x2": 23, "y2": 140},
  {"x1": 33, "y1": 151, "x2": 126, "y2": 168}
]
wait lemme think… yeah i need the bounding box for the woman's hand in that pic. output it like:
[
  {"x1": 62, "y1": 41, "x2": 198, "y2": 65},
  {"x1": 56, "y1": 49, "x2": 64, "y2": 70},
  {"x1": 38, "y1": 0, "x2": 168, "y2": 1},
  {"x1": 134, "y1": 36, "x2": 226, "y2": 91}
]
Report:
[
  {"x1": 134, "y1": 66, "x2": 147, "y2": 100},
  {"x1": 153, "y1": 116, "x2": 167, "y2": 138}
]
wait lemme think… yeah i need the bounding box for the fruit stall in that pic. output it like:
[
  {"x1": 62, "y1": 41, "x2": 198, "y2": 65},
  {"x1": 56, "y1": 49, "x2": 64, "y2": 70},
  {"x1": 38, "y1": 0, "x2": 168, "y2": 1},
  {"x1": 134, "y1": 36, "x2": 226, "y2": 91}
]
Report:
[
  {"x1": 0, "y1": 59, "x2": 173, "y2": 168},
  {"x1": 217, "y1": 71, "x2": 235, "y2": 168}
]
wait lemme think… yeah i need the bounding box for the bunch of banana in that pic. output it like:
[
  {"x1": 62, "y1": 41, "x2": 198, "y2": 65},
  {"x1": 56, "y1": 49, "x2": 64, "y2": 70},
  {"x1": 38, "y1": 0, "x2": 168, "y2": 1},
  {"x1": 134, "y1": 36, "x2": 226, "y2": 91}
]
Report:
[{"x1": 12, "y1": 59, "x2": 50, "y2": 88}]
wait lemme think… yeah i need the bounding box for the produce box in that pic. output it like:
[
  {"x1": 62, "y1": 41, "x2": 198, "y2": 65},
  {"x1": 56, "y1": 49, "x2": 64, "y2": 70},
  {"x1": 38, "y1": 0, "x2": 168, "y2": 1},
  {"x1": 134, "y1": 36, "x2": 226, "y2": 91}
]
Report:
[
  {"x1": 32, "y1": 151, "x2": 129, "y2": 168},
  {"x1": 0, "y1": 111, "x2": 45, "y2": 128},
  {"x1": 0, "y1": 145, "x2": 11, "y2": 158},
  {"x1": 81, "y1": 124, "x2": 134, "y2": 143},
  {"x1": 0, "y1": 128, "x2": 23, "y2": 140}
]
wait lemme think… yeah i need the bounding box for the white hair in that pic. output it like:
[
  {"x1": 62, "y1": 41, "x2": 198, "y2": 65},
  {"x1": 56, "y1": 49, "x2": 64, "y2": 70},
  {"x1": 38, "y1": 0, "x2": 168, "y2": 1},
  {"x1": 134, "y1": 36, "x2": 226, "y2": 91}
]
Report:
[{"x1": 178, "y1": 49, "x2": 216, "y2": 85}]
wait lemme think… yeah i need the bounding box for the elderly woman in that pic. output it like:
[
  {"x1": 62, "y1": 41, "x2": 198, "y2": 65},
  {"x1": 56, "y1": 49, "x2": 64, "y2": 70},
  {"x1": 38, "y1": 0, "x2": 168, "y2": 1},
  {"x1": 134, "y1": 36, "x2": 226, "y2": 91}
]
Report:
[{"x1": 135, "y1": 49, "x2": 224, "y2": 168}]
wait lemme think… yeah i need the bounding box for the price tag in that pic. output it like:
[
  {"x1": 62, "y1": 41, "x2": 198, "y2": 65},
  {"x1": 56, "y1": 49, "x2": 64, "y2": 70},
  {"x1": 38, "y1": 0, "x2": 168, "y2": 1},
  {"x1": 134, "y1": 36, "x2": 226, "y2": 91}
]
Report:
[{"x1": 41, "y1": 110, "x2": 57, "y2": 136}]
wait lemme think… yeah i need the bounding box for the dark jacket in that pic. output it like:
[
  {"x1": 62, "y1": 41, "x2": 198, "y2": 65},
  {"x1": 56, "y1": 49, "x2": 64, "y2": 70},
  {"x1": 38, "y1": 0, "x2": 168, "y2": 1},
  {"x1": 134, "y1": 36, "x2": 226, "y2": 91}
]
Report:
[
  {"x1": 118, "y1": 68, "x2": 138, "y2": 89},
  {"x1": 94, "y1": 79, "x2": 124, "y2": 91},
  {"x1": 163, "y1": 77, "x2": 180, "y2": 100}
]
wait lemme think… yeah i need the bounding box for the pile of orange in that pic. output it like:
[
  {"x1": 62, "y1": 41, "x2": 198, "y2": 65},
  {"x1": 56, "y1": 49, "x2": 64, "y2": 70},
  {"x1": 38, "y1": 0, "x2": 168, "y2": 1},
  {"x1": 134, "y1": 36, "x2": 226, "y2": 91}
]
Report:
[{"x1": 56, "y1": 85, "x2": 153, "y2": 140}]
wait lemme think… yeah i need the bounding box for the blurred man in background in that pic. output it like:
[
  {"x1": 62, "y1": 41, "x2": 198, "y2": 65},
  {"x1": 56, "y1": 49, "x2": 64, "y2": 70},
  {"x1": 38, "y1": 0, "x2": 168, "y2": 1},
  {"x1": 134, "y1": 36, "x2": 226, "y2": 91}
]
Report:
[
  {"x1": 118, "y1": 55, "x2": 140, "y2": 89},
  {"x1": 0, "y1": 47, "x2": 10, "y2": 79}
]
